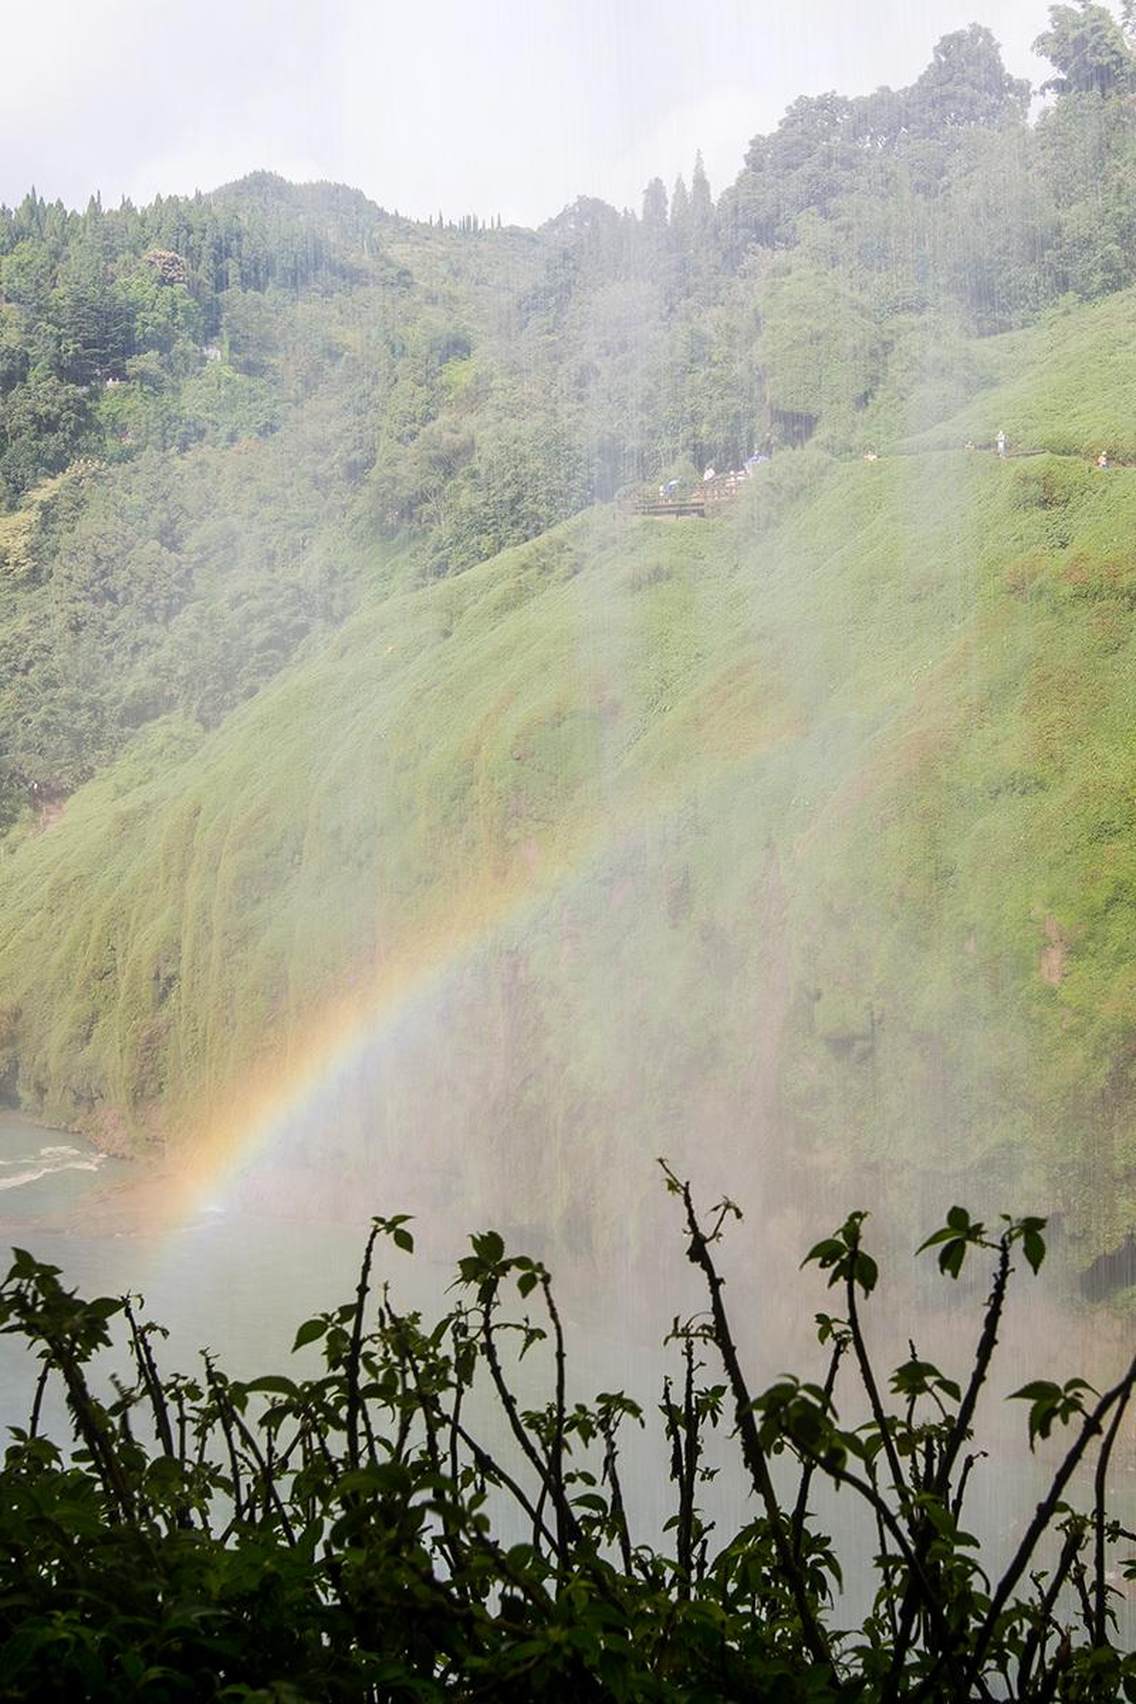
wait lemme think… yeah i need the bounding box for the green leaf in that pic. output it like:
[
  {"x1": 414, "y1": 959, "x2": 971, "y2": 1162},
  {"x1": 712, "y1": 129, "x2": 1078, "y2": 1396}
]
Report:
[
  {"x1": 942, "y1": 1240, "x2": 967, "y2": 1280},
  {"x1": 1011, "y1": 1380, "x2": 1062, "y2": 1402},
  {"x1": 803, "y1": 1238, "x2": 844, "y2": 1270},
  {"x1": 1022, "y1": 1228, "x2": 1046, "y2": 1274},
  {"x1": 854, "y1": 1251, "x2": 879, "y2": 1295},
  {"x1": 291, "y1": 1318, "x2": 326, "y2": 1352},
  {"x1": 244, "y1": 1375, "x2": 299, "y2": 1397},
  {"x1": 573, "y1": 1492, "x2": 608, "y2": 1512}
]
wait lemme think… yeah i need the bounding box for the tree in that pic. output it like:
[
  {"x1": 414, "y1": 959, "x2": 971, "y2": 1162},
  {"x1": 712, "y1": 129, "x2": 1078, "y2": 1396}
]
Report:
[
  {"x1": 0, "y1": 308, "x2": 28, "y2": 395},
  {"x1": 670, "y1": 173, "x2": 690, "y2": 236},
  {"x1": 1034, "y1": 1, "x2": 1136, "y2": 96},
  {"x1": 640, "y1": 176, "x2": 668, "y2": 230},
  {"x1": 689, "y1": 149, "x2": 715, "y2": 241},
  {"x1": 0, "y1": 239, "x2": 54, "y2": 311},
  {"x1": 52, "y1": 272, "x2": 132, "y2": 385},
  {"x1": 755, "y1": 260, "x2": 882, "y2": 435},
  {"x1": 908, "y1": 23, "x2": 1031, "y2": 132},
  {"x1": 0, "y1": 373, "x2": 92, "y2": 498}
]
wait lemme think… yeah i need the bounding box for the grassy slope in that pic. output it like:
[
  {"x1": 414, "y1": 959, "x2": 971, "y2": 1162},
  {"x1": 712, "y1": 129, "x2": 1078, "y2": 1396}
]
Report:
[
  {"x1": 902, "y1": 289, "x2": 1136, "y2": 459},
  {"x1": 1, "y1": 292, "x2": 1135, "y2": 1263}
]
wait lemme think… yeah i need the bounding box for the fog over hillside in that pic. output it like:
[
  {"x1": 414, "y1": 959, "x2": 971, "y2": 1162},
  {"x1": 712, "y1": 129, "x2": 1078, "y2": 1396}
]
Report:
[
  {"x1": 2, "y1": 8, "x2": 1136, "y2": 1284},
  {"x1": 6, "y1": 7, "x2": 1136, "y2": 1698}
]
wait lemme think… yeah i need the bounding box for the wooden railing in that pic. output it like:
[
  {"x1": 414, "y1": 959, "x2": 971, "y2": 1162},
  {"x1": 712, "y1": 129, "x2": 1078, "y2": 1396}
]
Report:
[
  {"x1": 704, "y1": 471, "x2": 749, "y2": 503},
  {"x1": 632, "y1": 494, "x2": 706, "y2": 518}
]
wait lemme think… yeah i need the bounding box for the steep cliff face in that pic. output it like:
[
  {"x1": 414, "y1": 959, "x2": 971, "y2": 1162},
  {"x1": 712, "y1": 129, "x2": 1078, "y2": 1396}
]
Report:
[{"x1": 2, "y1": 290, "x2": 1135, "y2": 1270}]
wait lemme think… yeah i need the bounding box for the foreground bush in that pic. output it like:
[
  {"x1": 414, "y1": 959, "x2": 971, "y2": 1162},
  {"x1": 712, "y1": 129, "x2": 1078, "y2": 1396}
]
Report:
[{"x1": 0, "y1": 1166, "x2": 1134, "y2": 1700}]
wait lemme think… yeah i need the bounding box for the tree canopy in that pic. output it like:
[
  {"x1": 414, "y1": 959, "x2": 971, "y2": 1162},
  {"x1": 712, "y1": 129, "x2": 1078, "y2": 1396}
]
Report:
[{"x1": 1035, "y1": 0, "x2": 1136, "y2": 95}]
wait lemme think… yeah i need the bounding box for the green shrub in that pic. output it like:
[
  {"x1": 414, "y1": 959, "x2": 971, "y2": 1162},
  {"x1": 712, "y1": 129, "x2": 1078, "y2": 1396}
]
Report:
[{"x1": 1, "y1": 1173, "x2": 1133, "y2": 1699}]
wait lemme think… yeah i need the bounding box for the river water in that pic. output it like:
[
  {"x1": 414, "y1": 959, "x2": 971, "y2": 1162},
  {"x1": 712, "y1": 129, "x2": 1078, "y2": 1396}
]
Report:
[
  {"x1": 0, "y1": 1111, "x2": 690, "y2": 1530},
  {"x1": 0, "y1": 1113, "x2": 438, "y2": 1431},
  {"x1": 0, "y1": 1109, "x2": 732, "y2": 1585}
]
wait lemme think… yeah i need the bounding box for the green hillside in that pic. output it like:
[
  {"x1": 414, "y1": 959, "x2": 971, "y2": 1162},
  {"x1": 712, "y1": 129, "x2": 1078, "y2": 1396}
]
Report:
[
  {"x1": 2, "y1": 284, "x2": 1136, "y2": 1267},
  {"x1": 4, "y1": 12, "x2": 1136, "y2": 1274}
]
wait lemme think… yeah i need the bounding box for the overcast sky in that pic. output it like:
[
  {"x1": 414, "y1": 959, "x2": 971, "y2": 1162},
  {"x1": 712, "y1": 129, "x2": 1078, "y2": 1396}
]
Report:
[{"x1": 5, "y1": 0, "x2": 1059, "y2": 227}]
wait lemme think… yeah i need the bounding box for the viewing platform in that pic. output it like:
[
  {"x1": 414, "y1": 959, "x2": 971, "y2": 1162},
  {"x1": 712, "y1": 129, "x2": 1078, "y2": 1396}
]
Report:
[{"x1": 631, "y1": 467, "x2": 753, "y2": 518}]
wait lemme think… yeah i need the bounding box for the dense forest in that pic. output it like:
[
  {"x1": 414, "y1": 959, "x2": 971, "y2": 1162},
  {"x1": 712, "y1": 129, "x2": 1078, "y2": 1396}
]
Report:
[
  {"x1": 1, "y1": 4, "x2": 1136, "y2": 1277},
  {"x1": 3, "y1": 10, "x2": 1136, "y2": 817}
]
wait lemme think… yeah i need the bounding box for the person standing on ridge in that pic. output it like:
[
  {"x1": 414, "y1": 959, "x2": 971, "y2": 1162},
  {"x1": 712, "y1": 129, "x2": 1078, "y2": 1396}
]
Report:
[{"x1": 996, "y1": 429, "x2": 1007, "y2": 458}]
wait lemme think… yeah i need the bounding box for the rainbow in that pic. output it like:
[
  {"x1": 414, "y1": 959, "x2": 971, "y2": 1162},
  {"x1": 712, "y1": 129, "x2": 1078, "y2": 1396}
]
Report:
[
  {"x1": 140, "y1": 696, "x2": 798, "y2": 1237},
  {"x1": 154, "y1": 852, "x2": 577, "y2": 1231}
]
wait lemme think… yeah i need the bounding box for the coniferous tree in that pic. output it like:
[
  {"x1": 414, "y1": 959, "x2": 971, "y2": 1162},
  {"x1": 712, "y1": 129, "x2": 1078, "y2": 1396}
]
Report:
[
  {"x1": 670, "y1": 173, "x2": 690, "y2": 240},
  {"x1": 641, "y1": 176, "x2": 668, "y2": 229},
  {"x1": 689, "y1": 150, "x2": 714, "y2": 232}
]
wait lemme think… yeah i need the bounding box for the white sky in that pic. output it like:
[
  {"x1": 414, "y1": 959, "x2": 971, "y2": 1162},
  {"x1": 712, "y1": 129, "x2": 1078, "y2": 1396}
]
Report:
[{"x1": 3, "y1": 0, "x2": 1059, "y2": 225}]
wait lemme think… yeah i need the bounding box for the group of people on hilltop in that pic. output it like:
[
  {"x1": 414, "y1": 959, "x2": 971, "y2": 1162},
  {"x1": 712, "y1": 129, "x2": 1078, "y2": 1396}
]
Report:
[
  {"x1": 655, "y1": 446, "x2": 775, "y2": 500},
  {"x1": 700, "y1": 445, "x2": 774, "y2": 485}
]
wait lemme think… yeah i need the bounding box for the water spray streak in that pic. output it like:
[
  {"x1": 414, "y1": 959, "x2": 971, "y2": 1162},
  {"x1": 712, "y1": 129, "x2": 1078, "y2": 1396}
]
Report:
[{"x1": 150, "y1": 713, "x2": 794, "y2": 1237}]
